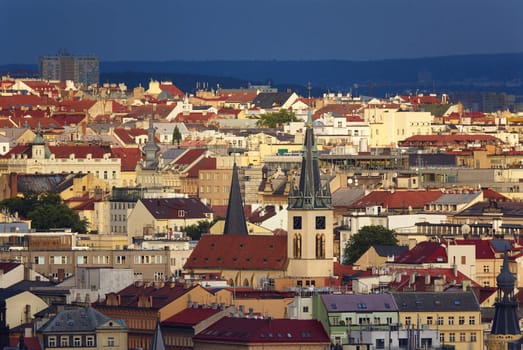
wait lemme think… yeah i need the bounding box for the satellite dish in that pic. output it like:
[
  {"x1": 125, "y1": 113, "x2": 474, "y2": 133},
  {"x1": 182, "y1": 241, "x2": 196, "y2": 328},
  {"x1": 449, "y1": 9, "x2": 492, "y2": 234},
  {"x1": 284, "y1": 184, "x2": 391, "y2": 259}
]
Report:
[{"x1": 461, "y1": 224, "x2": 471, "y2": 235}]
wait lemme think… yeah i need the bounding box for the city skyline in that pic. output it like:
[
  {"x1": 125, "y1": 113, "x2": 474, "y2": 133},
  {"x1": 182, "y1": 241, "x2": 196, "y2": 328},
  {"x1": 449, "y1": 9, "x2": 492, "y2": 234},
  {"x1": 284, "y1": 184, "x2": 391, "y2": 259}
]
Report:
[{"x1": 1, "y1": 0, "x2": 523, "y2": 65}]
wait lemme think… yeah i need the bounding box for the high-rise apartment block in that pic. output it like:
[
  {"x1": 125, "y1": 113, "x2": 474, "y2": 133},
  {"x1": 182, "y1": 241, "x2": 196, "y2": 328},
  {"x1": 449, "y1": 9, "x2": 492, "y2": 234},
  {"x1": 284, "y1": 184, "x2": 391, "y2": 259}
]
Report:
[{"x1": 39, "y1": 52, "x2": 99, "y2": 86}]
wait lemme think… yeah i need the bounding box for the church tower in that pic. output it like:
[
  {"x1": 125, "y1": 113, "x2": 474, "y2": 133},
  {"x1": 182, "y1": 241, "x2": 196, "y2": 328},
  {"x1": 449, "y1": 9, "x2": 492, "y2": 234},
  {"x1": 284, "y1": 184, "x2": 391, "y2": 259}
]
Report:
[
  {"x1": 486, "y1": 250, "x2": 521, "y2": 350},
  {"x1": 31, "y1": 122, "x2": 48, "y2": 160},
  {"x1": 142, "y1": 118, "x2": 161, "y2": 170},
  {"x1": 287, "y1": 108, "x2": 333, "y2": 279}
]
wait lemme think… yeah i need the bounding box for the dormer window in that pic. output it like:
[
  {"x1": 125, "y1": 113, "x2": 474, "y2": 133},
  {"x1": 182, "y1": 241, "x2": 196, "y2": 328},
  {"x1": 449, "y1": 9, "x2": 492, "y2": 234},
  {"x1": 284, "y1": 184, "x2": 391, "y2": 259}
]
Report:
[{"x1": 178, "y1": 210, "x2": 185, "y2": 217}]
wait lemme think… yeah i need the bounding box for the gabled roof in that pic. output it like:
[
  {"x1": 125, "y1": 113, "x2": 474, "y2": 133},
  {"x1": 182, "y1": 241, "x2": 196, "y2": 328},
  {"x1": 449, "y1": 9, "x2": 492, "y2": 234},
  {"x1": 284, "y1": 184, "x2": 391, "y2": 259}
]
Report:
[
  {"x1": 348, "y1": 190, "x2": 443, "y2": 210},
  {"x1": 321, "y1": 293, "x2": 397, "y2": 312},
  {"x1": 163, "y1": 306, "x2": 221, "y2": 327},
  {"x1": 252, "y1": 92, "x2": 293, "y2": 109},
  {"x1": 395, "y1": 241, "x2": 447, "y2": 264},
  {"x1": 388, "y1": 267, "x2": 479, "y2": 291},
  {"x1": 392, "y1": 291, "x2": 479, "y2": 312},
  {"x1": 140, "y1": 198, "x2": 212, "y2": 220},
  {"x1": 159, "y1": 82, "x2": 184, "y2": 99},
  {"x1": 194, "y1": 317, "x2": 329, "y2": 344},
  {"x1": 185, "y1": 235, "x2": 287, "y2": 270},
  {"x1": 427, "y1": 192, "x2": 481, "y2": 205},
  {"x1": 173, "y1": 148, "x2": 206, "y2": 166}
]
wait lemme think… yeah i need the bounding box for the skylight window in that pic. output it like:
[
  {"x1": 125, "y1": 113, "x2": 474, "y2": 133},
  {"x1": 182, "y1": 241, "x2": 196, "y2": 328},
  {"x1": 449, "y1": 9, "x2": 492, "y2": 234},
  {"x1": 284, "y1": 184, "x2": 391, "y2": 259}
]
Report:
[{"x1": 357, "y1": 303, "x2": 367, "y2": 309}]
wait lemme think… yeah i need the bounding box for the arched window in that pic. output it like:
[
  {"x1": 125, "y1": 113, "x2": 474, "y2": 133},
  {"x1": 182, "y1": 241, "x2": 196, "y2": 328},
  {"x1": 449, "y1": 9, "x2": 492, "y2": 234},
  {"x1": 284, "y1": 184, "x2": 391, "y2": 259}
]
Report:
[
  {"x1": 243, "y1": 278, "x2": 249, "y2": 287},
  {"x1": 316, "y1": 234, "x2": 325, "y2": 258},
  {"x1": 293, "y1": 234, "x2": 302, "y2": 258}
]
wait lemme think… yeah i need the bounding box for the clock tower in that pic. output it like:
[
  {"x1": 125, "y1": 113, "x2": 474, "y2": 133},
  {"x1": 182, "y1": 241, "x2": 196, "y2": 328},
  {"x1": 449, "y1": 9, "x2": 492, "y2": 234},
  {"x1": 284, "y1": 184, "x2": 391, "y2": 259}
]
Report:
[{"x1": 287, "y1": 109, "x2": 333, "y2": 279}]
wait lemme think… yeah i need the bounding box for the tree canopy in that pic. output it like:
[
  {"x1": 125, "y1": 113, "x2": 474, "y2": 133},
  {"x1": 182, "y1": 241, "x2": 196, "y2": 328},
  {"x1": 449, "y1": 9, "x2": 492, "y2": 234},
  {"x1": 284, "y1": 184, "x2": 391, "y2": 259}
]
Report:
[
  {"x1": 255, "y1": 109, "x2": 298, "y2": 128},
  {"x1": 343, "y1": 225, "x2": 398, "y2": 265},
  {"x1": 172, "y1": 126, "x2": 182, "y2": 147},
  {"x1": 183, "y1": 220, "x2": 215, "y2": 240},
  {"x1": 0, "y1": 192, "x2": 89, "y2": 233}
]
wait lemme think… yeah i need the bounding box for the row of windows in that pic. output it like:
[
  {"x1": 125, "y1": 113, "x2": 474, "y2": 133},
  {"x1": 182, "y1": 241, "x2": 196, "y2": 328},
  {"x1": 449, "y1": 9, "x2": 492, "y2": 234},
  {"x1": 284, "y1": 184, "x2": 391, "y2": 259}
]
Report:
[
  {"x1": 199, "y1": 186, "x2": 229, "y2": 194},
  {"x1": 199, "y1": 173, "x2": 230, "y2": 181},
  {"x1": 331, "y1": 316, "x2": 394, "y2": 326},
  {"x1": 48, "y1": 335, "x2": 97, "y2": 347},
  {"x1": 406, "y1": 316, "x2": 475, "y2": 326},
  {"x1": 111, "y1": 202, "x2": 135, "y2": 210},
  {"x1": 440, "y1": 332, "x2": 477, "y2": 343},
  {"x1": 75, "y1": 255, "x2": 166, "y2": 265},
  {"x1": 292, "y1": 234, "x2": 326, "y2": 259}
]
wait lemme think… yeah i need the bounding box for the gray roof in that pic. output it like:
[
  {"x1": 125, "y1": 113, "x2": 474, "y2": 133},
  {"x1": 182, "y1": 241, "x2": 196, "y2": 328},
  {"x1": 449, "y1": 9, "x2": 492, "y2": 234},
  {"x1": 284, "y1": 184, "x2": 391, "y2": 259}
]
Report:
[
  {"x1": 252, "y1": 92, "x2": 293, "y2": 109},
  {"x1": 427, "y1": 192, "x2": 481, "y2": 205},
  {"x1": 332, "y1": 188, "x2": 366, "y2": 207},
  {"x1": 39, "y1": 306, "x2": 126, "y2": 333},
  {"x1": 455, "y1": 201, "x2": 523, "y2": 218},
  {"x1": 160, "y1": 148, "x2": 186, "y2": 163},
  {"x1": 321, "y1": 293, "x2": 397, "y2": 312},
  {"x1": 17, "y1": 173, "x2": 84, "y2": 193},
  {"x1": 373, "y1": 245, "x2": 409, "y2": 257},
  {"x1": 391, "y1": 291, "x2": 479, "y2": 312}
]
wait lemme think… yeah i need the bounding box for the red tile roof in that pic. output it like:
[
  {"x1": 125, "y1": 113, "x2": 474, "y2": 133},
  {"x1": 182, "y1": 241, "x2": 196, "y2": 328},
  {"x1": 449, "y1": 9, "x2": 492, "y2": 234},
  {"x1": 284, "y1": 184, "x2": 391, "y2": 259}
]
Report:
[
  {"x1": 400, "y1": 95, "x2": 441, "y2": 105},
  {"x1": 69, "y1": 197, "x2": 96, "y2": 211},
  {"x1": 160, "y1": 83, "x2": 184, "y2": 98},
  {"x1": 98, "y1": 282, "x2": 199, "y2": 309},
  {"x1": 211, "y1": 204, "x2": 251, "y2": 219},
  {"x1": 56, "y1": 99, "x2": 97, "y2": 113},
  {"x1": 174, "y1": 148, "x2": 206, "y2": 166},
  {"x1": 51, "y1": 113, "x2": 87, "y2": 126},
  {"x1": 454, "y1": 239, "x2": 496, "y2": 259},
  {"x1": 0, "y1": 262, "x2": 21, "y2": 273},
  {"x1": 395, "y1": 241, "x2": 447, "y2": 264},
  {"x1": 185, "y1": 157, "x2": 216, "y2": 178},
  {"x1": 175, "y1": 112, "x2": 217, "y2": 123},
  {"x1": 163, "y1": 306, "x2": 221, "y2": 327},
  {"x1": 113, "y1": 128, "x2": 135, "y2": 144},
  {"x1": 313, "y1": 104, "x2": 362, "y2": 119},
  {"x1": 0, "y1": 95, "x2": 49, "y2": 109},
  {"x1": 185, "y1": 235, "x2": 287, "y2": 270},
  {"x1": 48, "y1": 144, "x2": 113, "y2": 159},
  {"x1": 482, "y1": 188, "x2": 510, "y2": 202},
  {"x1": 9, "y1": 336, "x2": 42, "y2": 350},
  {"x1": 10, "y1": 116, "x2": 63, "y2": 129},
  {"x1": 348, "y1": 190, "x2": 443, "y2": 210},
  {"x1": 194, "y1": 317, "x2": 330, "y2": 344},
  {"x1": 388, "y1": 267, "x2": 479, "y2": 291},
  {"x1": 111, "y1": 147, "x2": 143, "y2": 171},
  {"x1": 221, "y1": 91, "x2": 258, "y2": 103}
]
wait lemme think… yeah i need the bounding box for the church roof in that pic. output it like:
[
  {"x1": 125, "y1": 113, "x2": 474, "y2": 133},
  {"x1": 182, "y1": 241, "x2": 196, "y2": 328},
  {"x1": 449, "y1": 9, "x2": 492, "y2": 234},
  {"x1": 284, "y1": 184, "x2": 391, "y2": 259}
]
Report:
[
  {"x1": 184, "y1": 235, "x2": 287, "y2": 270},
  {"x1": 149, "y1": 319, "x2": 166, "y2": 350},
  {"x1": 223, "y1": 163, "x2": 248, "y2": 235}
]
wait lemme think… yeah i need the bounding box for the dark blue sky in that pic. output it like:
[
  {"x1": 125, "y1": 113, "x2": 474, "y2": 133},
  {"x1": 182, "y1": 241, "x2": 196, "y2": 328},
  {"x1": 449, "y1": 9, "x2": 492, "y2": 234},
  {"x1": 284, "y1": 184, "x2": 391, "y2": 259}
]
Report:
[{"x1": 2, "y1": 0, "x2": 523, "y2": 65}]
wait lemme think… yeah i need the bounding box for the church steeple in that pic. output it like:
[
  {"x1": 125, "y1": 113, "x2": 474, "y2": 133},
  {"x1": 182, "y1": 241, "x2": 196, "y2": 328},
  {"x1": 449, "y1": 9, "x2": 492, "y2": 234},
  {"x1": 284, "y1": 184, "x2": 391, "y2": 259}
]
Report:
[
  {"x1": 491, "y1": 249, "x2": 519, "y2": 334},
  {"x1": 149, "y1": 319, "x2": 166, "y2": 350},
  {"x1": 142, "y1": 118, "x2": 160, "y2": 170},
  {"x1": 0, "y1": 289, "x2": 9, "y2": 349},
  {"x1": 288, "y1": 109, "x2": 331, "y2": 210},
  {"x1": 223, "y1": 162, "x2": 248, "y2": 235}
]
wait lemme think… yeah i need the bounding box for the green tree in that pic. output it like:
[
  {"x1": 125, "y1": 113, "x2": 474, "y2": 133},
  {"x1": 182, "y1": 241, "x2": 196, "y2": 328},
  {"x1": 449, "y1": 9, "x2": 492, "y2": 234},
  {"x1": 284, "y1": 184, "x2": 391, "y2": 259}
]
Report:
[
  {"x1": 172, "y1": 126, "x2": 182, "y2": 147},
  {"x1": 183, "y1": 220, "x2": 215, "y2": 240},
  {"x1": 0, "y1": 192, "x2": 89, "y2": 233},
  {"x1": 255, "y1": 109, "x2": 297, "y2": 128},
  {"x1": 343, "y1": 225, "x2": 398, "y2": 265}
]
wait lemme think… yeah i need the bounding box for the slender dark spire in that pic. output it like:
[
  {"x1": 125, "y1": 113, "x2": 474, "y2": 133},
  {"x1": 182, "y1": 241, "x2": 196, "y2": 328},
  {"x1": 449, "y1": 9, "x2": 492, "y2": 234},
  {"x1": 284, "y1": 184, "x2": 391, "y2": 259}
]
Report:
[
  {"x1": 0, "y1": 289, "x2": 9, "y2": 349},
  {"x1": 142, "y1": 118, "x2": 160, "y2": 170},
  {"x1": 288, "y1": 107, "x2": 332, "y2": 210},
  {"x1": 223, "y1": 162, "x2": 248, "y2": 235},
  {"x1": 491, "y1": 249, "x2": 520, "y2": 334},
  {"x1": 149, "y1": 319, "x2": 166, "y2": 350}
]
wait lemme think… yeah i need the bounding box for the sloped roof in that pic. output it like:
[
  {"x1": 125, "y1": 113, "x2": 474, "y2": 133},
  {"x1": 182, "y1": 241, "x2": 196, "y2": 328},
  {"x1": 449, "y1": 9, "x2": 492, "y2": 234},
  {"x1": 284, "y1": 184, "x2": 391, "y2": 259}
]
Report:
[
  {"x1": 454, "y1": 239, "x2": 496, "y2": 259},
  {"x1": 111, "y1": 147, "x2": 143, "y2": 171},
  {"x1": 348, "y1": 190, "x2": 443, "y2": 210},
  {"x1": 184, "y1": 235, "x2": 287, "y2": 270},
  {"x1": 252, "y1": 92, "x2": 293, "y2": 109},
  {"x1": 159, "y1": 83, "x2": 184, "y2": 98},
  {"x1": 321, "y1": 293, "x2": 397, "y2": 312},
  {"x1": 392, "y1": 291, "x2": 480, "y2": 312},
  {"x1": 331, "y1": 188, "x2": 365, "y2": 207},
  {"x1": 388, "y1": 267, "x2": 479, "y2": 291},
  {"x1": 455, "y1": 201, "x2": 523, "y2": 218},
  {"x1": 185, "y1": 157, "x2": 216, "y2": 178},
  {"x1": 141, "y1": 198, "x2": 212, "y2": 219},
  {"x1": 16, "y1": 173, "x2": 82, "y2": 194},
  {"x1": 47, "y1": 144, "x2": 113, "y2": 159},
  {"x1": 173, "y1": 148, "x2": 206, "y2": 166},
  {"x1": 163, "y1": 306, "x2": 221, "y2": 327},
  {"x1": 395, "y1": 241, "x2": 447, "y2": 264},
  {"x1": 98, "y1": 282, "x2": 198, "y2": 309},
  {"x1": 39, "y1": 306, "x2": 126, "y2": 333},
  {"x1": 194, "y1": 317, "x2": 329, "y2": 344},
  {"x1": 427, "y1": 192, "x2": 481, "y2": 205},
  {"x1": 373, "y1": 245, "x2": 409, "y2": 257}
]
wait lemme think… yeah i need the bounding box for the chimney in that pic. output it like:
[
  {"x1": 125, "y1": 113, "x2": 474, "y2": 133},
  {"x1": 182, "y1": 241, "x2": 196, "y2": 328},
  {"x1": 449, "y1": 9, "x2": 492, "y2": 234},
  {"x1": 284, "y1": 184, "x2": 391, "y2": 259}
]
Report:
[{"x1": 409, "y1": 272, "x2": 416, "y2": 285}]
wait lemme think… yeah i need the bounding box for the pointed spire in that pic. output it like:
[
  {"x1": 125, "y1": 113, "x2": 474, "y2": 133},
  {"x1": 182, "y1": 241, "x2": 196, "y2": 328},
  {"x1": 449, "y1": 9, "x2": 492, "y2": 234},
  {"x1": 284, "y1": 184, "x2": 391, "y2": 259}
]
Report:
[
  {"x1": 491, "y1": 247, "x2": 520, "y2": 335},
  {"x1": 149, "y1": 319, "x2": 166, "y2": 350},
  {"x1": 288, "y1": 85, "x2": 331, "y2": 210},
  {"x1": 223, "y1": 162, "x2": 248, "y2": 235}
]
